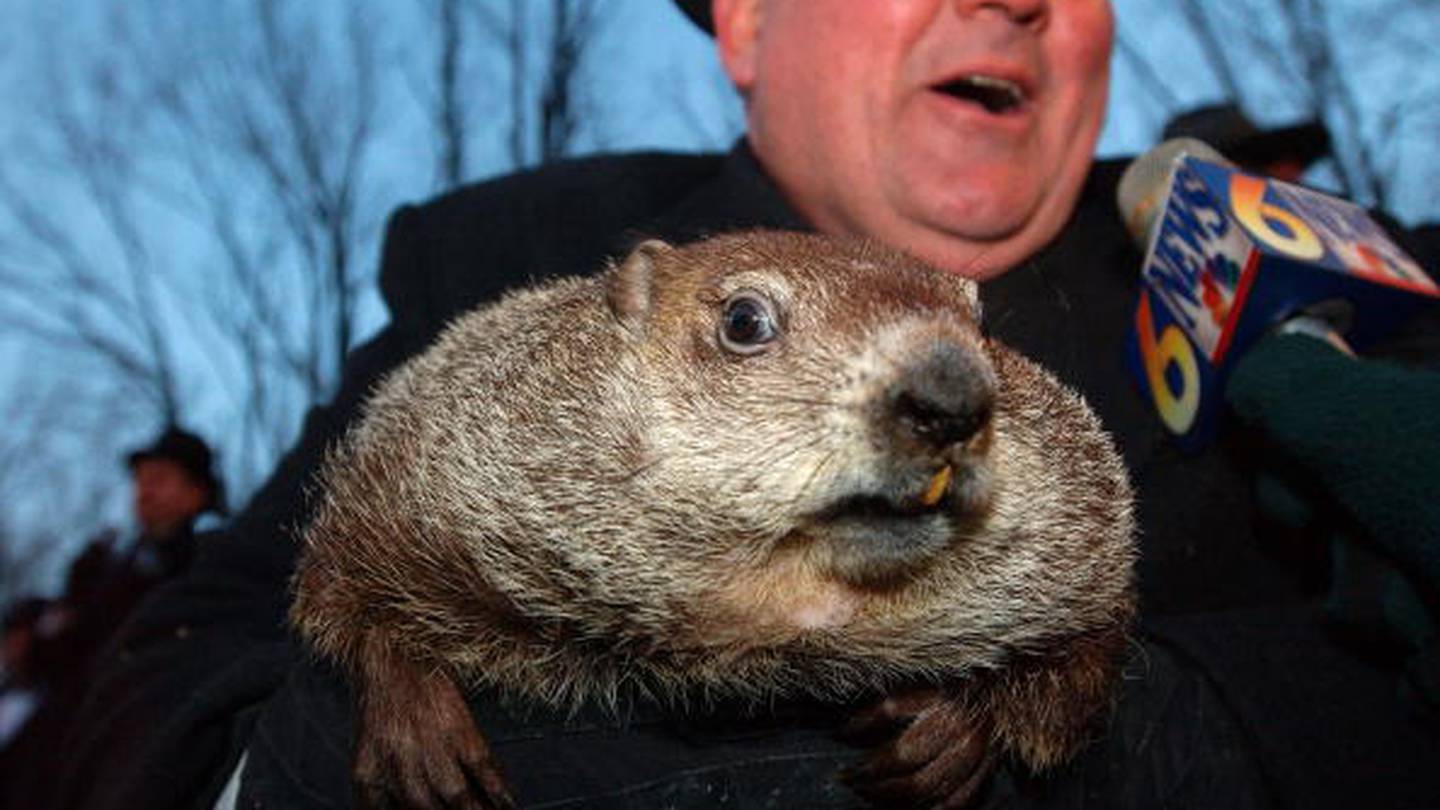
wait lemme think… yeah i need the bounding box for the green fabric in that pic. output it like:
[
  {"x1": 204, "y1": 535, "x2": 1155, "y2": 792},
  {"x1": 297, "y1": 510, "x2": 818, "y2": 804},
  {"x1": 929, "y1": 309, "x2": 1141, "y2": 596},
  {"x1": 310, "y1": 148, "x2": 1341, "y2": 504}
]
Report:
[
  {"x1": 1226, "y1": 333, "x2": 1440, "y2": 700},
  {"x1": 1227, "y1": 334, "x2": 1440, "y2": 594}
]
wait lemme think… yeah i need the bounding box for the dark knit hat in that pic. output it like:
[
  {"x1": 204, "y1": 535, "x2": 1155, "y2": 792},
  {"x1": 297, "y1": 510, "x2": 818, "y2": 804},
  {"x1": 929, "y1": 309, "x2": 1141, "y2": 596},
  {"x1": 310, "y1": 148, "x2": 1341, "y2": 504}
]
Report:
[
  {"x1": 127, "y1": 428, "x2": 225, "y2": 513},
  {"x1": 674, "y1": 0, "x2": 712, "y2": 34},
  {"x1": 1162, "y1": 103, "x2": 1330, "y2": 170}
]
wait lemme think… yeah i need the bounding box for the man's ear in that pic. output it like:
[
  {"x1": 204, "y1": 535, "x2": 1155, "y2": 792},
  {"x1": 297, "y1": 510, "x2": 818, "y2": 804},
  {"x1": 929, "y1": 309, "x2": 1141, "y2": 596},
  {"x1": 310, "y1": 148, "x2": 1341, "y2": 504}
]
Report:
[{"x1": 713, "y1": 0, "x2": 763, "y2": 93}]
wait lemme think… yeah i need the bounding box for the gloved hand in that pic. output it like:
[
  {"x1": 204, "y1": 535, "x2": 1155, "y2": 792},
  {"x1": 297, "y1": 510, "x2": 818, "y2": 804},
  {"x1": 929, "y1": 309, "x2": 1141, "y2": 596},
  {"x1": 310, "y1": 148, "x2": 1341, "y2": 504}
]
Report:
[{"x1": 1226, "y1": 332, "x2": 1440, "y2": 711}]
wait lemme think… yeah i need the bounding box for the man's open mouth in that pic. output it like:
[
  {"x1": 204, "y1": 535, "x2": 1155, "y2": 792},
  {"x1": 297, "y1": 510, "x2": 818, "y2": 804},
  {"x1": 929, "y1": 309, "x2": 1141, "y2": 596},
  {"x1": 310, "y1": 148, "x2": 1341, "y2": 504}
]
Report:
[{"x1": 935, "y1": 74, "x2": 1027, "y2": 115}]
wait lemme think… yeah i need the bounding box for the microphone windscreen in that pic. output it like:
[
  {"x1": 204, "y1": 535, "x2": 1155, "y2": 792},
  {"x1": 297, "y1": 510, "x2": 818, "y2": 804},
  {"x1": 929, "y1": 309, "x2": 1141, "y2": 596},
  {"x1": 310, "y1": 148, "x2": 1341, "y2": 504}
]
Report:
[{"x1": 1117, "y1": 138, "x2": 1230, "y2": 247}]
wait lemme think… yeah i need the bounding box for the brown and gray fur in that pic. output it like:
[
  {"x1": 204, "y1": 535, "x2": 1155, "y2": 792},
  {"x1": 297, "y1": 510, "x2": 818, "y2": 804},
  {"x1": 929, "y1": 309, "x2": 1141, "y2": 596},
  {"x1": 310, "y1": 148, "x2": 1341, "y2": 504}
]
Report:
[{"x1": 291, "y1": 231, "x2": 1135, "y2": 801}]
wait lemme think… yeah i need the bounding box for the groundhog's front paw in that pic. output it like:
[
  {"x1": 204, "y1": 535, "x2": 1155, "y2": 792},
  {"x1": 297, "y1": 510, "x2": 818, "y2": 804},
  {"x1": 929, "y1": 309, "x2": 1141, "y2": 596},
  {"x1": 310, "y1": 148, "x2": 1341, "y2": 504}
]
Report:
[
  {"x1": 353, "y1": 662, "x2": 516, "y2": 810},
  {"x1": 838, "y1": 687, "x2": 998, "y2": 808}
]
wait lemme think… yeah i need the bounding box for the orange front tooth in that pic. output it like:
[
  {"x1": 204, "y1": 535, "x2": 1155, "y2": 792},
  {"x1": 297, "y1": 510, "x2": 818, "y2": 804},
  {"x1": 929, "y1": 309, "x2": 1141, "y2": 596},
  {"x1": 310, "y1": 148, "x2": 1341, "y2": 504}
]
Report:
[{"x1": 920, "y1": 465, "x2": 952, "y2": 507}]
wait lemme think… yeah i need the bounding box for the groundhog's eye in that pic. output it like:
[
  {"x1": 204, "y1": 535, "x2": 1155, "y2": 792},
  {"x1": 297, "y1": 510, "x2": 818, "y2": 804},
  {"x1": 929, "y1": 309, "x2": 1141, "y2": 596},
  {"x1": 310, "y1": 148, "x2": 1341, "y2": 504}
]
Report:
[{"x1": 719, "y1": 293, "x2": 780, "y2": 354}]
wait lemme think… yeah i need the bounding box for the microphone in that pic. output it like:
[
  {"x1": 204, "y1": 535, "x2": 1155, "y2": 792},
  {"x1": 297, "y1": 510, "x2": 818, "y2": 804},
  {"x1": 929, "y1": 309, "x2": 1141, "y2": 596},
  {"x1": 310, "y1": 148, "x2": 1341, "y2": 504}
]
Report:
[{"x1": 1118, "y1": 138, "x2": 1440, "y2": 450}]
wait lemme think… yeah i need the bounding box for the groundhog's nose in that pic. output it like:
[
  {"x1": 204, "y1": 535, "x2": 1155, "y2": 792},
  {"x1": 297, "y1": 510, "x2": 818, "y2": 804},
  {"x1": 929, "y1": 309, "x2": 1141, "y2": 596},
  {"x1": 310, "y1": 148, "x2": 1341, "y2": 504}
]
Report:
[{"x1": 889, "y1": 343, "x2": 994, "y2": 453}]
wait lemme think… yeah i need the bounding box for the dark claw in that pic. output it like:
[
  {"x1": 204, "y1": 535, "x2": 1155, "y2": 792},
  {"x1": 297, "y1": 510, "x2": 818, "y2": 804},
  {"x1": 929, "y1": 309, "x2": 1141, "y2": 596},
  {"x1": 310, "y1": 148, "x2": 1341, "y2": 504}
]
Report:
[
  {"x1": 838, "y1": 687, "x2": 943, "y2": 747},
  {"x1": 841, "y1": 687, "x2": 997, "y2": 808},
  {"x1": 353, "y1": 642, "x2": 516, "y2": 810}
]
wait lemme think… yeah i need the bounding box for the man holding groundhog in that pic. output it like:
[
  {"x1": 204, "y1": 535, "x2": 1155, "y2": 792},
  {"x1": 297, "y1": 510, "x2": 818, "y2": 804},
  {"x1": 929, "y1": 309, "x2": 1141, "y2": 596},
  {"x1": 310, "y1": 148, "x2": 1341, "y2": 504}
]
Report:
[{"x1": 52, "y1": 2, "x2": 1440, "y2": 809}]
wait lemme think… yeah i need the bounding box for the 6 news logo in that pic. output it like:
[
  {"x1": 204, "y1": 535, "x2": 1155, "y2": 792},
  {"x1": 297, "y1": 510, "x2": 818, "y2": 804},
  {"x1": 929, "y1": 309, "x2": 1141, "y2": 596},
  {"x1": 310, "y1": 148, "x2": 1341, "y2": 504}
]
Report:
[{"x1": 1129, "y1": 157, "x2": 1437, "y2": 449}]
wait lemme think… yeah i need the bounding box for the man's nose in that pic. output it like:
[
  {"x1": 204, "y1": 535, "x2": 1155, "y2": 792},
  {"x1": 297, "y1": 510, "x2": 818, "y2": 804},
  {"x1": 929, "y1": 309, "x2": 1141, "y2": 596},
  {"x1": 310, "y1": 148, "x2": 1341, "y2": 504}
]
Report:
[{"x1": 953, "y1": 0, "x2": 1048, "y2": 29}]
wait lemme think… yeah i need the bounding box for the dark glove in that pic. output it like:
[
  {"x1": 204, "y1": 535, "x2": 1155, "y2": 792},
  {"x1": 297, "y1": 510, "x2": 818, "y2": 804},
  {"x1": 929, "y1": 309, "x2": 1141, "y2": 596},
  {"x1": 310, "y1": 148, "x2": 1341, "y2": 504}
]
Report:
[{"x1": 1226, "y1": 333, "x2": 1440, "y2": 705}]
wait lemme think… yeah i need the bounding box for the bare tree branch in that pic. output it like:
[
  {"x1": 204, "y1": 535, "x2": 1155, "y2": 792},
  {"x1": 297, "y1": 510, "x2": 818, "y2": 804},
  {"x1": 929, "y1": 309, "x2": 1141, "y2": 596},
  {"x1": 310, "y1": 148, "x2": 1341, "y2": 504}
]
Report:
[
  {"x1": 1175, "y1": 0, "x2": 1243, "y2": 103},
  {"x1": 1114, "y1": 29, "x2": 1181, "y2": 111}
]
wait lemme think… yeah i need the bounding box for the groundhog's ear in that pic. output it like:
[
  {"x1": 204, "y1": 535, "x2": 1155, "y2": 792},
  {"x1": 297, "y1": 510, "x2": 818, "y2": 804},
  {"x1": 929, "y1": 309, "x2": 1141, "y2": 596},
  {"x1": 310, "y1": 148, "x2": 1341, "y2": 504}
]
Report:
[{"x1": 606, "y1": 239, "x2": 672, "y2": 336}]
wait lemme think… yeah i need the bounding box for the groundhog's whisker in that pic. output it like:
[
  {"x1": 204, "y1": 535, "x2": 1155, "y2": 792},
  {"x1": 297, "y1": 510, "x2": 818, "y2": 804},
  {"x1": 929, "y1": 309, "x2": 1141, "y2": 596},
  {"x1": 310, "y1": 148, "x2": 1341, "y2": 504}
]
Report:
[
  {"x1": 766, "y1": 393, "x2": 839, "y2": 409},
  {"x1": 793, "y1": 448, "x2": 839, "y2": 512},
  {"x1": 760, "y1": 426, "x2": 832, "y2": 467},
  {"x1": 770, "y1": 433, "x2": 842, "y2": 504},
  {"x1": 713, "y1": 427, "x2": 832, "y2": 496}
]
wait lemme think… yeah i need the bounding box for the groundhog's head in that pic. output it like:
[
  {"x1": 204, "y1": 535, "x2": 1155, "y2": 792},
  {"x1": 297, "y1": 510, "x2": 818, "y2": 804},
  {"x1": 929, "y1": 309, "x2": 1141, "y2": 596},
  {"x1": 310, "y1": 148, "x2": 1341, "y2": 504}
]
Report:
[
  {"x1": 573, "y1": 232, "x2": 1132, "y2": 684},
  {"x1": 606, "y1": 233, "x2": 993, "y2": 584}
]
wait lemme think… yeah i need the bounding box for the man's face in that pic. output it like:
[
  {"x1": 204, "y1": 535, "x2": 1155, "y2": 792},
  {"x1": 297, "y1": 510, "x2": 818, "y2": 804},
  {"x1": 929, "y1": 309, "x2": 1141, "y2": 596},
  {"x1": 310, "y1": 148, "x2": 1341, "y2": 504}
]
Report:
[
  {"x1": 715, "y1": 0, "x2": 1114, "y2": 278},
  {"x1": 132, "y1": 458, "x2": 209, "y2": 538}
]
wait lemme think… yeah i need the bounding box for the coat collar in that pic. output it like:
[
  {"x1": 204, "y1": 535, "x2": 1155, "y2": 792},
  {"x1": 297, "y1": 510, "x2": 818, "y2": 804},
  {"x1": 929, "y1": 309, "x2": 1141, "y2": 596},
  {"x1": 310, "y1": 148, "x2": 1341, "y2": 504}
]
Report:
[{"x1": 641, "y1": 138, "x2": 810, "y2": 247}]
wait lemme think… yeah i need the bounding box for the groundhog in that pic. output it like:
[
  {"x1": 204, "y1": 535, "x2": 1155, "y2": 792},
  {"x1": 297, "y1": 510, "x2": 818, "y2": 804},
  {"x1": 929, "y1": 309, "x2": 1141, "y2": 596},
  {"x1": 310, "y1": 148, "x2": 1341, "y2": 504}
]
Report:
[{"x1": 290, "y1": 231, "x2": 1136, "y2": 809}]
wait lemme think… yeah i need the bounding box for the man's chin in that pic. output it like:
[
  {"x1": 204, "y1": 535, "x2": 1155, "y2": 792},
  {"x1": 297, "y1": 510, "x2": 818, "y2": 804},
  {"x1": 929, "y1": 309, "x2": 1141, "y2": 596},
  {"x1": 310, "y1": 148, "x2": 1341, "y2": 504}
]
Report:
[
  {"x1": 922, "y1": 191, "x2": 1082, "y2": 277},
  {"x1": 883, "y1": 211, "x2": 1043, "y2": 279}
]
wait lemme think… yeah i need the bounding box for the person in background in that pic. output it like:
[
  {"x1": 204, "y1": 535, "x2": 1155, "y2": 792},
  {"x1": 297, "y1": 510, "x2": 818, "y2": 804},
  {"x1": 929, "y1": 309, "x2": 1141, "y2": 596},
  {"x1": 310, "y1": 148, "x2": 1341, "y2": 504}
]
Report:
[
  {"x1": 54, "y1": 2, "x2": 1440, "y2": 809},
  {"x1": 0, "y1": 598, "x2": 49, "y2": 751},
  {"x1": 0, "y1": 428, "x2": 223, "y2": 810},
  {"x1": 59, "y1": 427, "x2": 225, "y2": 652},
  {"x1": 1162, "y1": 102, "x2": 1330, "y2": 182}
]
